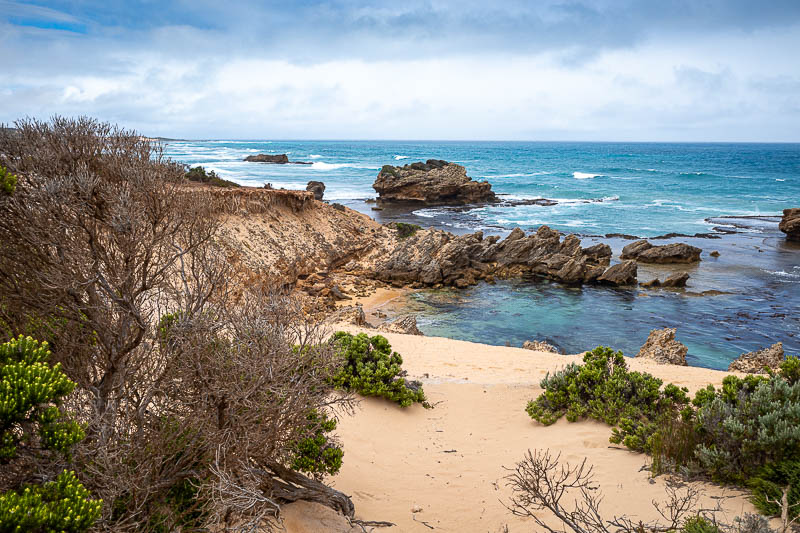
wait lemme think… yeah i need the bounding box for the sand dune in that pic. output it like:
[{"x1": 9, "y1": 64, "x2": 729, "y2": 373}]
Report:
[{"x1": 283, "y1": 327, "x2": 761, "y2": 532}]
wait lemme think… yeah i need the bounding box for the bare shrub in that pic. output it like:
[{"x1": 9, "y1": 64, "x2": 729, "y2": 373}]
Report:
[{"x1": 0, "y1": 117, "x2": 357, "y2": 531}]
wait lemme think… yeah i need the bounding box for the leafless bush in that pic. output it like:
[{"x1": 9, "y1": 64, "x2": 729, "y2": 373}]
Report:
[
  {"x1": 504, "y1": 449, "x2": 779, "y2": 533},
  {"x1": 0, "y1": 117, "x2": 356, "y2": 531}
]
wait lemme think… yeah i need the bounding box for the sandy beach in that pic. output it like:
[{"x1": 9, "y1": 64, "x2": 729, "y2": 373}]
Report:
[{"x1": 280, "y1": 328, "x2": 763, "y2": 532}]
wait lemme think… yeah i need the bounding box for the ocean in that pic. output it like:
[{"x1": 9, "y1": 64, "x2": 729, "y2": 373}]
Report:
[{"x1": 164, "y1": 140, "x2": 800, "y2": 369}]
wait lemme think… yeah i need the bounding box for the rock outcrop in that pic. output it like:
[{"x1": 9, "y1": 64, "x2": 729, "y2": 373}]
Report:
[
  {"x1": 244, "y1": 153, "x2": 311, "y2": 164},
  {"x1": 621, "y1": 240, "x2": 702, "y2": 263},
  {"x1": 522, "y1": 340, "x2": 561, "y2": 353},
  {"x1": 598, "y1": 260, "x2": 638, "y2": 286},
  {"x1": 635, "y1": 328, "x2": 688, "y2": 365},
  {"x1": 728, "y1": 342, "x2": 784, "y2": 373},
  {"x1": 306, "y1": 180, "x2": 325, "y2": 200},
  {"x1": 328, "y1": 305, "x2": 368, "y2": 327},
  {"x1": 373, "y1": 160, "x2": 497, "y2": 205},
  {"x1": 378, "y1": 315, "x2": 423, "y2": 336},
  {"x1": 359, "y1": 226, "x2": 635, "y2": 288},
  {"x1": 662, "y1": 272, "x2": 690, "y2": 288},
  {"x1": 779, "y1": 208, "x2": 800, "y2": 241}
]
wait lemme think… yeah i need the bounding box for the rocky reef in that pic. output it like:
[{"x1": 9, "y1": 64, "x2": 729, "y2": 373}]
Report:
[
  {"x1": 244, "y1": 153, "x2": 312, "y2": 164},
  {"x1": 373, "y1": 159, "x2": 497, "y2": 205},
  {"x1": 635, "y1": 328, "x2": 688, "y2": 365},
  {"x1": 352, "y1": 225, "x2": 637, "y2": 288},
  {"x1": 621, "y1": 240, "x2": 702, "y2": 263},
  {"x1": 728, "y1": 342, "x2": 785, "y2": 373},
  {"x1": 779, "y1": 208, "x2": 800, "y2": 241}
]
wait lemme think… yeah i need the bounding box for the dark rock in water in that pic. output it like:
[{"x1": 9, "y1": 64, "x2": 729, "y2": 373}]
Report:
[
  {"x1": 728, "y1": 342, "x2": 784, "y2": 373},
  {"x1": 378, "y1": 315, "x2": 423, "y2": 336},
  {"x1": 605, "y1": 233, "x2": 640, "y2": 240},
  {"x1": 662, "y1": 272, "x2": 690, "y2": 288},
  {"x1": 598, "y1": 260, "x2": 638, "y2": 286},
  {"x1": 244, "y1": 153, "x2": 312, "y2": 164},
  {"x1": 306, "y1": 180, "x2": 325, "y2": 200},
  {"x1": 779, "y1": 208, "x2": 800, "y2": 241},
  {"x1": 373, "y1": 160, "x2": 497, "y2": 205},
  {"x1": 710, "y1": 250, "x2": 720, "y2": 257},
  {"x1": 640, "y1": 278, "x2": 661, "y2": 288},
  {"x1": 522, "y1": 340, "x2": 561, "y2": 353},
  {"x1": 636, "y1": 328, "x2": 688, "y2": 365},
  {"x1": 621, "y1": 239, "x2": 701, "y2": 263}
]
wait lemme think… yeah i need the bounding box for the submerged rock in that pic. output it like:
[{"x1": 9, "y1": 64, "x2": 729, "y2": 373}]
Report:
[
  {"x1": 378, "y1": 315, "x2": 423, "y2": 336},
  {"x1": 306, "y1": 180, "x2": 325, "y2": 200},
  {"x1": 621, "y1": 240, "x2": 702, "y2": 263},
  {"x1": 373, "y1": 160, "x2": 497, "y2": 205},
  {"x1": 522, "y1": 340, "x2": 561, "y2": 354},
  {"x1": 779, "y1": 208, "x2": 800, "y2": 241},
  {"x1": 728, "y1": 342, "x2": 784, "y2": 373},
  {"x1": 636, "y1": 328, "x2": 688, "y2": 365}
]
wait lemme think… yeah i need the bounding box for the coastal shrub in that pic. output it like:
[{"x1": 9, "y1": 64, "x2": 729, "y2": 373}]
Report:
[
  {"x1": 0, "y1": 336, "x2": 101, "y2": 532},
  {"x1": 331, "y1": 331, "x2": 430, "y2": 408},
  {"x1": 525, "y1": 346, "x2": 689, "y2": 452},
  {"x1": 290, "y1": 409, "x2": 344, "y2": 479},
  {"x1": 396, "y1": 222, "x2": 422, "y2": 239},
  {"x1": 379, "y1": 164, "x2": 398, "y2": 177},
  {"x1": 0, "y1": 165, "x2": 16, "y2": 195},
  {"x1": 185, "y1": 165, "x2": 240, "y2": 187}
]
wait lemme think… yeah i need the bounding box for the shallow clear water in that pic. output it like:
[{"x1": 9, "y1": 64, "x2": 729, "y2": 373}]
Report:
[{"x1": 164, "y1": 140, "x2": 800, "y2": 369}]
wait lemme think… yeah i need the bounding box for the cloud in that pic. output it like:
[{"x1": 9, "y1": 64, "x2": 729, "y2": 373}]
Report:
[{"x1": 1, "y1": 1, "x2": 799, "y2": 140}]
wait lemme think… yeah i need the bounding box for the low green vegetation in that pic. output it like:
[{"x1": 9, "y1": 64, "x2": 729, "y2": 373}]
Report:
[
  {"x1": 290, "y1": 410, "x2": 344, "y2": 479},
  {"x1": 379, "y1": 164, "x2": 398, "y2": 177},
  {"x1": 395, "y1": 222, "x2": 422, "y2": 239},
  {"x1": 185, "y1": 165, "x2": 240, "y2": 188},
  {"x1": 0, "y1": 336, "x2": 101, "y2": 532},
  {"x1": 331, "y1": 332, "x2": 430, "y2": 408},
  {"x1": 0, "y1": 165, "x2": 16, "y2": 195},
  {"x1": 526, "y1": 346, "x2": 800, "y2": 521}
]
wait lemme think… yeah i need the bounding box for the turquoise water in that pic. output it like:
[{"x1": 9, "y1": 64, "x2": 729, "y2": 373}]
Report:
[{"x1": 164, "y1": 140, "x2": 800, "y2": 369}]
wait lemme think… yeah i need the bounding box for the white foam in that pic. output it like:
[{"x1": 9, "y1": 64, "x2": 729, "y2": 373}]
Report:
[
  {"x1": 309, "y1": 154, "x2": 323, "y2": 159},
  {"x1": 573, "y1": 172, "x2": 601, "y2": 180},
  {"x1": 776, "y1": 178, "x2": 786, "y2": 182},
  {"x1": 394, "y1": 155, "x2": 409, "y2": 160}
]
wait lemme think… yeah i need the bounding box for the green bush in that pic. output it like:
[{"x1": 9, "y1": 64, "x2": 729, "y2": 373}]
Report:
[
  {"x1": 0, "y1": 336, "x2": 101, "y2": 532},
  {"x1": 527, "y1": 348, "x2": 800, "y2": 521},
  {"x1": 395, "y1": 222, "x2": 422, "y2": 239},
  {"x1": 331, "y1": 332, "x2": 430, "y2": 408},
  {"x1": 290, "y1": 410, "x2": 343, "y2": 479},
  {"x1": 0, "y1": 470, "x2": 101, "y2": 533},
  {"x1": 525, "y1": 346, "x2": 689, "y2": 452},
  {"x1": 184, "y1": 166, "x2": 239, "y2": 188},
  {"x1": 0, "y1": 165, "x2": 16, "y2": 195}
]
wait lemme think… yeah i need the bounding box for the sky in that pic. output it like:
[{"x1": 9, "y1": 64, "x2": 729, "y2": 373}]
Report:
[{"x1": 1, "y1": 0, "x2": 800, "y2": 141}]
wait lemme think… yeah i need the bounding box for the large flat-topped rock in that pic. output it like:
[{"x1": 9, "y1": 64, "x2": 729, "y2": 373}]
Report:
[{"x1": 373, "y1": 159, "x2": 497, "y2": 205}]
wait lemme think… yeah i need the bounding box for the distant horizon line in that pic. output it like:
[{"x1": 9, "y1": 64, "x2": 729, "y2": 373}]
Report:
[{"x1": 152, "y1": 137, "x2": 800, "y2": 144}]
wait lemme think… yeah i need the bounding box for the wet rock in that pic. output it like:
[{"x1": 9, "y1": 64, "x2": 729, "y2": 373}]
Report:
[
  {"x1": 636, "y1": 328, "x2": 688, "y2": 365},
  {"x1": 598, "y1": 260, "x2": 638, "y2": 286},
  {"x1": 709, "y1": 250, "x2": 720, "y2": 257},
  {"x1": 779, "y1": 208, "x2": 800, "y2": 241},
  {"x1": 582, "y1": 243, "x2": 613, "y2": 265},
  {"x1": 378, "y1": 315, "x2": 423, "y2": 336},
  {"x1": 624, "y1": 240, "x2": 702, "y2": 263},
  {"x1": 662, "y1": 272, "x2": 690, "y2": 288},
  {"x1": 373, "y1": 160, "x2": 497, "y2": 205},
  {"x1": 640, "y1": 278, "x2": 661, "y2": 288},
  {"x1": 728, "y1": 342, "x2": 784, "y2": 373},
  {"x1": 244, "y1": 153, "x2": 312, "y2": 164},
  {"x1": 306, "y1": 180, "x2": 325, "y2": 200},
  {"x1": 522, "y1": 340, "x2": 561, "y2": 353}
]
